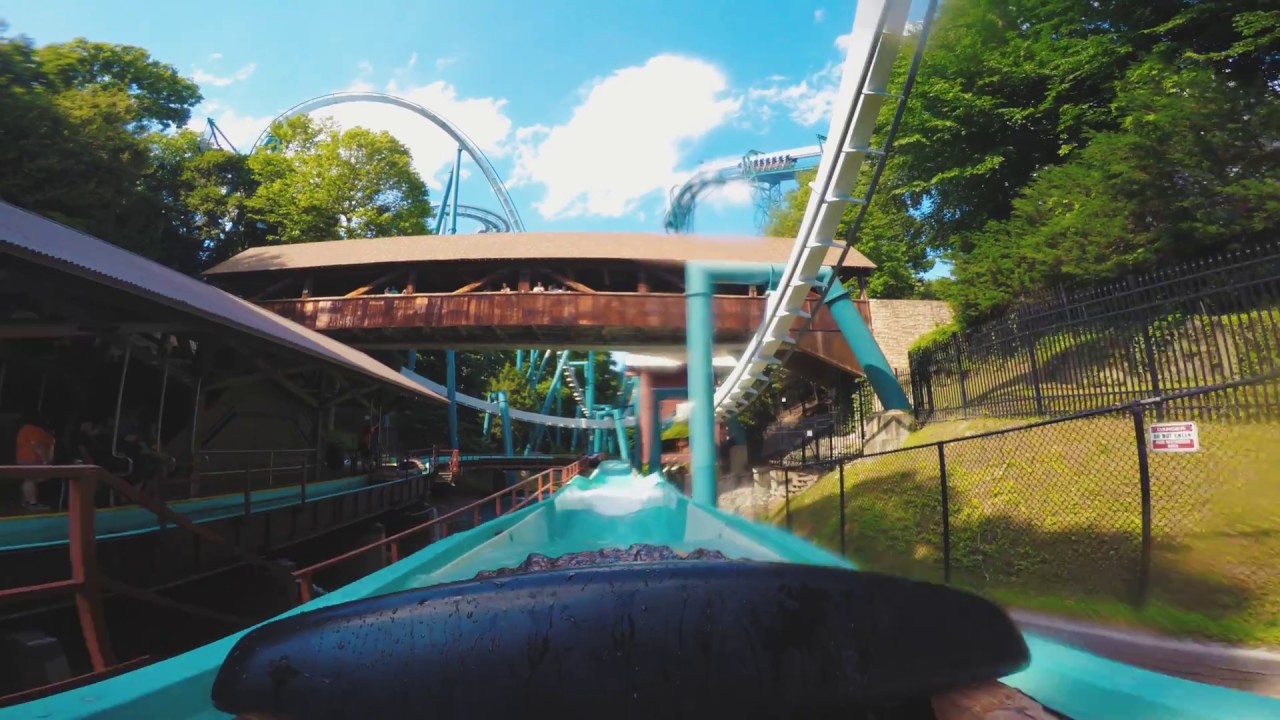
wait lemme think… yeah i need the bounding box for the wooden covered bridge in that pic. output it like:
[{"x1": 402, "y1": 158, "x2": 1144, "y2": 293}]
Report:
[{"x1": 202, "y1": 232, "x2": 881, "y2": 379}]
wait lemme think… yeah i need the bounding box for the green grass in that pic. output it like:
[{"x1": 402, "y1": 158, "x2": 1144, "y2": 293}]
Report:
[{"x1": 772, "y1": 417, "x2": 1280, "y2": 647}]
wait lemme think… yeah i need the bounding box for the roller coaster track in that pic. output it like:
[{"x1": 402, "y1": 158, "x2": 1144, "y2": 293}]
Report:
[
  {"x1": 231, "y1": 93, "x2": 621, "y2": 434},
  {"x1": 663, "y1": 146, "x2": 823, "y2": 234},
  {"x1": 250, "y1": 91, "x2": 526, "y2": 233},
  {"x1": 714, "y1": 0, "x2": 936, "y2": 419},
  {"x1": 453, "y1": 204, "x2": 511, "y2": 233}
]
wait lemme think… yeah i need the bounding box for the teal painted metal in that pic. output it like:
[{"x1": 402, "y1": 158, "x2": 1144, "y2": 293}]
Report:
[
  {"x1": 530, "y1": 349, "x2": 551, "y2": 388},
  {"x1": 648, "y1": 387, "x2": 687, "y2": 473},
  {"x1": 726, "y1": 416, "x2": 748, "y2": 445},
  {"x1": 685, "y1": 261, "x2": 796, "y2": 507},
  {"x1": 432, "y1": 167, "x2": 454, "y2": 235},
  {"x1": 11, "y1": 463, "x2": 1280, "y2": 720},
  {"x1": 821, "y1": 281, "x2": 910, "y2": 410},
  {"x1": 446, "y1": 350, "x2": 458, "y2": 449},
  {"x1": 0, "y1": 474, "x2": 407, "y2": 552},
  {"x1": 555, "y1": 394, "x2": 563, "y2": 448},
  {"x1": 448, "y1": 145, "x2": 461, "y2": 236},
  {"x1": 586, "y1": 351, "x2": 598, "y2": 454},
  {"x1": 526, "y1": 351, "x2": 571, "y2": 455},
  {"x1": 481, "y1": 392, "x2": 493, "y2": 436},
  {"x1": 516, "y1": 350, "x2": 525, "y2": 372},
  {"x1": 610, "y1": 409, "x2": 628, "y2": 462},
  {"x1": 685, "y1": 261, "x2": 909, "y2": 505},
  {"x1": 497, "y1": 391, "x2": 514, "y2": 457},
  {"x1": 685, "y1": 263, "x2": 717, "y2": 506}
]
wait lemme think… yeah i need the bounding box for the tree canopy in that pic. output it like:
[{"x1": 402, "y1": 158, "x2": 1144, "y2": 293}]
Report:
[
  {"x1": 766, "y1": 0, "x2": 1279, "y2": 323},
  {"x1": 248, "y1": 115, "x2": 433, "y2": 244},
  {"x1": 0, "y1": 25, "x2": 433, "y2": 270}
]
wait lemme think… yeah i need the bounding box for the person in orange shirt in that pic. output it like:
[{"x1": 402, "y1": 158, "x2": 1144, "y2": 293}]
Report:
[{"x1": 15, "y1": 416, "x2": 55, "y2": 512}]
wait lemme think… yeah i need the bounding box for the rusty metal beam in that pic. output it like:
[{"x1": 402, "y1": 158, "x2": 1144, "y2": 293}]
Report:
[
  {"x1": 345, "y1": 267, "x2": 405, "y2": 298},
  {"x1": 450, "y1": 268, "x2": 507, "y2": 295},
  {"x1": 545, "y1": 269, "x2": 596, "y2": 293}
]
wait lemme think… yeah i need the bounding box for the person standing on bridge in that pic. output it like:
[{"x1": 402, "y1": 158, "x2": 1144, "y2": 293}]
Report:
[{"x1": 15, "y1": 413, "x2": 55, "y2": 512}]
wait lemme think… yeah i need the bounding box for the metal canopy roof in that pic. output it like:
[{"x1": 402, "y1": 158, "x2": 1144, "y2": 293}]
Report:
[
  {"x1": 0, "y1": 201, "x2": 443, "y2": 403},
  {"x1": 203, "y1": 232, "x2": 875, "y2": 276}
]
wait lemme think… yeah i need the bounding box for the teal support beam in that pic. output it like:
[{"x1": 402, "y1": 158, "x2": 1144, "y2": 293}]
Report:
[
  {"x1": 497, "y1": 391, "x2": 514, "y2": 457},
  {"x1": 433, "y1": 168, "x2": 454, "y2": 235},
  {"x1": 516, "y1": 350, "x2": 524, "y2": 372},
  {"x1": 570, "y1": 406, "x2": 581, "y2": 452},
  {"x1": 406, "y1": 349, "x2": 417, "y2": 372},
  {"x1": 585, "y1": 351, "x2": 597, "y2": 453},
  {"x1": 448, "y1": 145, "x2": 462, "y2": 236},
  {"x1": 526, "y1": 351, "x2": 570, "y2": 454},
  {"x1": 529, "y1": 349, "x2": 551, "y2": 388},
  {"x1": 649, "y1": 387, "x2": 687, "y2": 475},
  {"x1": 481, "y1": 391, "x2": 492, "y2": 436},
  {"x1": 822, "y1": 281, "x2": 911, "y2": 410},
  {"x1": 727, "y1": 416, "x2": 748, "y2": 444},
  {"x1": 686, "y1": 262, "x2": 789, "y2": 507},
  {"x1": 555, "y1": 394, "x2": 564, "y2": 449},
  {"x1": 686, "y1": 261, "x2": 908, "y2": 506},
  {"x1": 446, "y1": 350, "x2": 458, "y2": 449}
]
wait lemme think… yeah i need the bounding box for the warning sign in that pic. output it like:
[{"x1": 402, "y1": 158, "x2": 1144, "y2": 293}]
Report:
[{"x1": 1149, "y1": 421, "x2": 1199, "y2": 453}]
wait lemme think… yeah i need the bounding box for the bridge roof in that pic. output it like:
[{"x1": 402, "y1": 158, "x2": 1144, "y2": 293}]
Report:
[
  {"x1": 203, "y1": 232, "x2": 874, "y2": 276},
  {"x1": 0, "y1": 201, "x2": 444, "y2": 403}
]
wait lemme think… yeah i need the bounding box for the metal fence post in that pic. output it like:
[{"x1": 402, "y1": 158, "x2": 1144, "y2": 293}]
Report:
[
  {"x1": 938, "y1": 442, "x2": 951, "y2": 584},
  {"x1": 838, "y1": 461, "x2": 846, "y2": 557},
  {"x1": 1131, "y1": 404, "x2": 1153, "y2": 606}
]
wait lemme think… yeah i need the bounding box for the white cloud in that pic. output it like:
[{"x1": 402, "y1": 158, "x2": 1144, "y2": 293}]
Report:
[
  {"x1": 311, "y1": 78, "x2": 514, "y2": 190},
  {"x1": 813, "y1": 8, "x2": 826, "y2": 23},
  {"x1": 742, "y1": 31, "x2": 852, "y2": 128},
  {"x1": 835, "y1": 30, "x2": 854, "y2": 53},
  {"x1": 435, "y1": 57, "x2": 457, "y2": 72},
  {"x1": 509, "y1": 54, "x2": 741, "y2": 220},
  {"x1": 701, "y1": 181, "x2": 754, "y2": 210},
  {"x1": 405, "y1": 52, "x2": 418, "y2": 71},
  {"x1": 209, "y1": 52, "x2": 223, "y2": 60},
  {"x1": 192, "y1": 62, "x2": 257, "y2": 88}
]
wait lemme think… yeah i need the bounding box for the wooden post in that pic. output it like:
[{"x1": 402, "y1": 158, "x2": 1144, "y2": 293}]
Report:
[{"x1": 69, "y1": 473, "x2": 115, "y2": 670}]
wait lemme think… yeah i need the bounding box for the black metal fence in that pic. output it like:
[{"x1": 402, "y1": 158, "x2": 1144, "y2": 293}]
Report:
[
  {"x1": 909, "y1": 243, "x2": 1280, "y2": 422},
  {"x1": 780, "y1": 374, "x2": 1280, "y2": 621}
]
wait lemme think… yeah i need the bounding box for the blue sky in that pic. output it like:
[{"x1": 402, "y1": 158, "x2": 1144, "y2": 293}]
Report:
[{"x1": 7, "y1": 0, "x2": 930, "y2": 238}]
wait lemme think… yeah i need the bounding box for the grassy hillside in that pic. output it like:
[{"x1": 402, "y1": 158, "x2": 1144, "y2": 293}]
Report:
[{"x1": 772, "y1": 417, "x2": 1280, "y2": 646}]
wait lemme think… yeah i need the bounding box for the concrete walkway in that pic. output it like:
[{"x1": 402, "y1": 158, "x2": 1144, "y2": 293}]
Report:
[{"x1": 1011, "y1": 609, "x2": 1280, "y2": 698}]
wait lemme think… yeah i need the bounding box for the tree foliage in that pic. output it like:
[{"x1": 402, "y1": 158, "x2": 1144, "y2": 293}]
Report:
[
  {"x1": 0, "y1": 26, "x2": 434, "y2": 270},
  {"x1": 248, "y1": 115, "x2": 433, "y2": 244},
  {"x1": 765, "y1": 0, "x2": 1279, "y2": 323}
]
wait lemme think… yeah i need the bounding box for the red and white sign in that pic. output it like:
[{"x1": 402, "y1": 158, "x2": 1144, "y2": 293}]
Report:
[{"x1": 1149, "y1": 422, "x2": 1199, "y2": 453}]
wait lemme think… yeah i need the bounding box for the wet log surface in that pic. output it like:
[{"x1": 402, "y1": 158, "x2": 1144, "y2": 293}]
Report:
[{"x1": 471, "y1": 543, "x2": 732, "y2": 580}]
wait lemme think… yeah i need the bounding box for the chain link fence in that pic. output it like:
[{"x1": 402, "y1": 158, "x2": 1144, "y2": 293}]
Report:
[{"x1": 779, "y1": 375, "x2": 1280, "y2": 636}]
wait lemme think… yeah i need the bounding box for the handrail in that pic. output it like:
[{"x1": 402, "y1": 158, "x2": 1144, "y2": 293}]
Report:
[
  {"x1": 292, "y1": 457, "x2": 585, "y2": 603},
  {"x1": 0, "y1": 466, "x2": 113, "y2": 673}
]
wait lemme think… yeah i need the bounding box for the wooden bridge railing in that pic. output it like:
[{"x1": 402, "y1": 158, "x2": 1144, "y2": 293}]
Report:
[
  {"x1": 292, "y1": 457, "x2": 587, "y2": 603},
  {"x1": 0, "y1": 465, "x2": 300, "y2": 706}
]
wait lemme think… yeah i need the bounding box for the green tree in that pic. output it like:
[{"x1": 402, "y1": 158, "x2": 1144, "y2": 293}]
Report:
[
  {"x1": 0, "y1": 26, "x2": 203, "y2": 261},
  {"x1": 948, "y1": 55, "x2": 1280, "y2": 322},
  {"x1": 142, "y1": 130, "x2": 264, "y2": 272},
  {"x1": 765, "y1": 0, "x2": 1278, "y2": 320},
  {"x1": 247, "y1": 115, "x2": 433, "y2": 243}
]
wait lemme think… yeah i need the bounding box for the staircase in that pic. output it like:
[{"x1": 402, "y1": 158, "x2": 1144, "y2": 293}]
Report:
[{"x1": 760, "y1": 408, "x2": 838, "y2": 461}]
